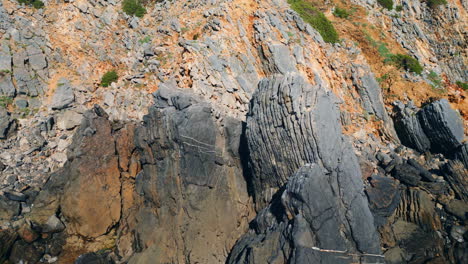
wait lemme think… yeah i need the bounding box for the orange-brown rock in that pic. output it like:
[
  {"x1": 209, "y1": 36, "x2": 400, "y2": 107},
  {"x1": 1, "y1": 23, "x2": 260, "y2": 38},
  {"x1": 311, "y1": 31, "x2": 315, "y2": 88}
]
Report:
[{"x1": 60, "y1": 107, "x2": 121, "y2": 238}]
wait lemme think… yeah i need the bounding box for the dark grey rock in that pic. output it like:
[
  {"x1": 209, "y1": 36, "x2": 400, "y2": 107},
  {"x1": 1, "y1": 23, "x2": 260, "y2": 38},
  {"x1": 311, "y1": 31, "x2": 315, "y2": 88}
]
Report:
[
  {"x1": 417, "y1": 99, "x2": 464, "y2": 153},
  {"x1": 51, "y1": 78, "x2": 75, "y2": 110},
  {"x1": 393, "y1": 101, "x2": 431, "y2": 152},
  {"x1": 365, "y1": 175, "x2": 400, "y2": 226},
  {"x1": 0, "y1": 228, "x2": 17, "y2": 263},
  {"x1": 0, "y1": 195, "x2": 20, "y2": 220},
  {"x1": 392, "y1": 163, "x2": 421, "y2": 186},
  {"x1": 4, "y1": 190, "x2": 28, "y2": 202},
  {"x1": 9, "y1": 240, "x2": 44, "y2": 264},
  {"x1": 228, "y1": 164, "x2": 383, "y2": 264},
  {"x1": 246, "y1": 73, "x2": 359, "y2": 206},
  {"x1": 393, "y1": 99, "x2": 465, "y2": 156},
  {"x1": 407, "y1": 158, "x2": 436, "y2": 182},
  {"x1": 0, "y1": 107, "x2": 14, "y2": 139},
  {"x1": 75, "y1": 252, "x2": 114, "y2": 264},
  {"x1": 229, "y1": 72, "x2": 382, "y2": 263}
]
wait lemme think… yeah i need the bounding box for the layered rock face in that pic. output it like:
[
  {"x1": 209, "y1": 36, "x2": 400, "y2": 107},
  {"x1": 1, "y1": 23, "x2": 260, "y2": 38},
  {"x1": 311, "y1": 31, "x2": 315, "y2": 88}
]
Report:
[
  {"x1": 121, "y1": 87, "x2": 253, "y2": 263},
  {"x1": 229, "y1": 73, "x2": 383, "y2": 263},
  {"x1": 394, "y1": 99, "x2": 467, "y2": 165}
]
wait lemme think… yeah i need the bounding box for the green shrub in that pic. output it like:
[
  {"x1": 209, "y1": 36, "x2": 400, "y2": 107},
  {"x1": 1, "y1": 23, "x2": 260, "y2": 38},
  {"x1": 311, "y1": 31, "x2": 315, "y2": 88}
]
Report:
[
  {"x1": 122, "y1": 0, "x2": 146, "y2": 18},
  {"x1": 17, "y1": 0, "x2": 44, "y2": 9},
  {"x1": 456, "y1": 81, "x2": 468, "y2": 91},
  {"x1": 100, "y1": 70, "x2": 119, "y2": 87},
  {"x1": 333, "y1": 7, "x2": 350, "y2": 19},
  {"x1": 0, "y1": 96, "x2": 13, "y2": 108},
  {"x1": 390, "y1": 54, "x2": 423, "y2": 74},
  {"x1": 395, "y1": 5, "x2": 403, "y2": 11},
  {"x1": 377, "y1": 0, "x2": 393, "y2": 10},
  {"x1": 288, "y1": 0, "x2": 339, "y2": 43},
  {"x1": 427, "y1": 71, "x2": 443, "y2": 88},
  {"x1": 139, "y1": 36, "x2": 151, "y2": 44},
  {"x1": 425, "y1": 0, "x2": 447, "y2": 9}
]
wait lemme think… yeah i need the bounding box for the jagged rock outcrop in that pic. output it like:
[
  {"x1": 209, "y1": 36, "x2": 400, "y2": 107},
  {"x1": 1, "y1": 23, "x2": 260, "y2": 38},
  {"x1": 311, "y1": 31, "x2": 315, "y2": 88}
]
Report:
[
  {"x1": 229, "y1": 73, "x2": 382, "y2": 263},
  {"x1": 394, "y1": 99, "x2": 465, "y2": 158},
  {"x1": 118, "y1": 86, "x2": 253, "y2": 263}
]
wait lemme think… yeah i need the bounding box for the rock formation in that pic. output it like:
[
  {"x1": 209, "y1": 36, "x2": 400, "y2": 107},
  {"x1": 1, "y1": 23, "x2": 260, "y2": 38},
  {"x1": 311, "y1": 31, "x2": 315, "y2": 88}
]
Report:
[{"x1": 0, "y1": 0, "x2": 466, "y2": 263}]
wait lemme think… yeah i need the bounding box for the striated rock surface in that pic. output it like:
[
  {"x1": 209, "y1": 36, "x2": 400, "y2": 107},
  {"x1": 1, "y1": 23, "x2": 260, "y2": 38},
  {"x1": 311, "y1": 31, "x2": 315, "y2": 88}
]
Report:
[
  {"x1": 121, "y1": 86, "x2": 253, "y2": 263},
  {"x1": 394, "y1": 99, "x2": 465, "y2": 156},
  {"x1": 230, "y1": 72, "x2": 382, "y2": 263}
]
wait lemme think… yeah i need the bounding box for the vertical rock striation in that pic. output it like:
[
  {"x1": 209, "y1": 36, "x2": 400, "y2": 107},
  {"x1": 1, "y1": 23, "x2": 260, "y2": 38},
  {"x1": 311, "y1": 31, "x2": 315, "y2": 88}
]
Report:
[{"x1": 229, "y1": 73, "x2": 382, "y2": 263}]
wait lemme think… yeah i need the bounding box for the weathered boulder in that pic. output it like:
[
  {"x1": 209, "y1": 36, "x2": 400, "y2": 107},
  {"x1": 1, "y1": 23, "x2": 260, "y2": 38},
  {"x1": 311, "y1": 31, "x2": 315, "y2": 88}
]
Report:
[
  {"x1": 392, "y1": 163, "x2": 422, "y2": 186},
  {"x1": 51, "y1": 78, "x2": 75, "y2": 110},
  {"x1": 28, "y1": 106, "x2": 122, "y2": 238},
  {"x1": 56, "y1": 110, "x2": 83, "y2": 130},
  {"x1": 393, "y1": 101, "x2": 431, "y2": 153},
  {"x1": 365, "y1": 175, "x2": 401, "y2": 226},
  {"x1": 417, "y1": 99, "x2": 464, "y2": 153},
  {"x1": 393, "y1": 99, "x2": 465, "y2": 156}
]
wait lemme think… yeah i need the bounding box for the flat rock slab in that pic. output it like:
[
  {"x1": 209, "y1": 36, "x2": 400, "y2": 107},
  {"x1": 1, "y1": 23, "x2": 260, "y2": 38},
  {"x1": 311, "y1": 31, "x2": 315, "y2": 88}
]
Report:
[{"x1": 51, "y1": 78, "x2": 74, "y2": 110}]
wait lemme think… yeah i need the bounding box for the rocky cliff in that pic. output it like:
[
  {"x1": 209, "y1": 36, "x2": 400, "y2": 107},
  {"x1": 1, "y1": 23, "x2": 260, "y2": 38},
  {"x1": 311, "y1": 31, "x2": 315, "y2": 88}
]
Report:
[{"x1": 0, "y1": 0, "x2": 467, "y2": 263}]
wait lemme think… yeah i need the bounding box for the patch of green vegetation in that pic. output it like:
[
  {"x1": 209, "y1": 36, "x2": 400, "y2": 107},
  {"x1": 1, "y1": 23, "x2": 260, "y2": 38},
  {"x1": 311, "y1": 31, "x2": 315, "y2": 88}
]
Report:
[
  {"x1": 139, "y1": 36, "x2": 151, "y2": 44},
  {"x1": 100, "y1": 70, "x2": 119, "y2": 87},
  {"x1": 456, "y1": 81, "x2": 468, "y2": 91},
  {"x1": 333, "y1": 7, "x2": 350, "y2": 19},
  {"x1": 17, "y1": 0, "x2": 44, "y2": 9},
  {"x1": 0, "y1": 69, "x2": 11, "y2": 75},
  {"x1": 365, "y1": 32, "x2": 423, "y2": 74},
  {"x1": 377, "y1": 0, "x2": 393, "y2": 10},
  {"x1": 287, "y1": 31, "x2": 295, "y2": 38},
  {"x1": 425, "y1": 0, "x2": 447, "y2": 9},
  {"x1": 395, "y1": 5, "x2": 403, "y2": 12},
  {"x1": 122, "y1": 0, "x2": 146, "y2": 18},
  {"x1": 376, "y1": 73, "x2": 390, "y2": 84},
  {"x1": 427, "y1": 71, "x2": 443, "y2": 88},
  {"x1": 364, "y1": 32, "x2": 392, "y2": 59},
  {"x1": 0, "y1": 96, "x2": 13, "y2": 108},
  {"x1": 181, "y1": 27, "x2": 190, "y2": 34},
  {"x1": 389, "y1": 54, "x2": 423, "y2": 74},
  {"x1": 287, "y1": 0, "x2": 339, "y2": 43}
]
